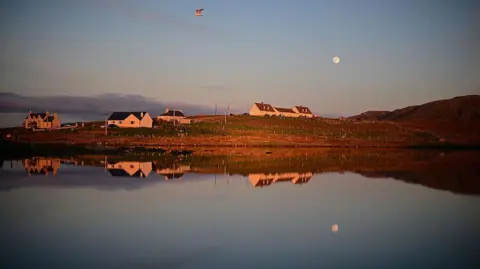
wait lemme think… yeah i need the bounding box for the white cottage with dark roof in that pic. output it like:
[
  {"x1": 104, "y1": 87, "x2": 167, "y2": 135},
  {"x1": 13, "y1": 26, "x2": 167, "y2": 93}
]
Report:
[
  {"x1": 292, "y1": 105, "x2": 314, "y2": 118},
  {"x1": 249, "y1": 102, "x2": 314, "y2": 118},
  {"x1": 249, "y1": 102, "x2": 277, "y2": 116},
  {"x1": 157, "y1": 109, "x2": 191, "y2": 124},
  {"x1": 107, "y1": 112, "x2": 153, "y2": 128}
]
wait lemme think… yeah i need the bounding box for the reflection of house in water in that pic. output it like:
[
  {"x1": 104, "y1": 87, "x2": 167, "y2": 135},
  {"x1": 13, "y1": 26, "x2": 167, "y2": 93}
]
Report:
[
  {"x1": 249, "y1": 172, "x2": 313, "y2": 188},
  {"x1": 107, "y1": 161, "x2": 153, "y2": 178},
  {"x1": 24, "y1": 158, "x2": 61, "y2": 176},
  {"x1": 156, "y1": 164, "x2": 191, "y2": 180}
]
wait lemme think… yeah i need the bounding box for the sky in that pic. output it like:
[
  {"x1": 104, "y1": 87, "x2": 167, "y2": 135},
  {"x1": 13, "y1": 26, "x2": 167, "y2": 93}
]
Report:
[{"x1": 1, "y1": 0, "x2": 479, "y2": 118}]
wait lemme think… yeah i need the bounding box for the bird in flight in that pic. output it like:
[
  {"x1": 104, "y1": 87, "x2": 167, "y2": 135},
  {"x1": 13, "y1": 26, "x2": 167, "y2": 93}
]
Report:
[{"x1": 195, "y1": 8, "x2": 204, "y2": 16}]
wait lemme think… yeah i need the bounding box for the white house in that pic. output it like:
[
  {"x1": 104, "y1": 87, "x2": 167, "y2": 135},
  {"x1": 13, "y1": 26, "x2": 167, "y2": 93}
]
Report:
[
  {"x1": 157, "y1": 109, "x2": 191, "y2": 124},
  {"x1": 248, "y1": 102, "x2": 277, "y2": 116},
  {"x1": 107, "y1": 112, "x2": 153, "y2": 128},
  {"x1": 292, "y1": 106, "x2": 314, "y2": 118},
  {"x1": 249, "y1": 102, "x2": 314, "y2": 118}
]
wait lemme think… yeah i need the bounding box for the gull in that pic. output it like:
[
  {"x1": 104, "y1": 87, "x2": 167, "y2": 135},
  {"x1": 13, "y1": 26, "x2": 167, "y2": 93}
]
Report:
[{"x1": 195, "y1": 8, "x2": 204, "y2": 16}]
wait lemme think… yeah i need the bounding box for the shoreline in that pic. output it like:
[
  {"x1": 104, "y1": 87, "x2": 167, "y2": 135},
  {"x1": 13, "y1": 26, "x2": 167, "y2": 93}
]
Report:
[{"x1": 2, "y1": 139, "x2": 480, "y2": 160}]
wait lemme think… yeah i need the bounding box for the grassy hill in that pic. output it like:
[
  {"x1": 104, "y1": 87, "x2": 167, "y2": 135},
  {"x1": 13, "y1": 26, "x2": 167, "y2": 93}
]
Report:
[
  {"x1": 349, "y1": 95, "x2": 480, "y2": 143},
  {"x1": 349, "y1": 95, "x2": 480, "y2": 122},
  {"x1": 3, "y1": 115, "x2": 442, "y2": 148}
]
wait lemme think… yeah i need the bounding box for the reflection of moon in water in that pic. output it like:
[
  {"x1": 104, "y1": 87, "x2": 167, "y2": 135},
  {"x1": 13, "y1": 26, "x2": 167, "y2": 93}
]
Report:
[
  {"x1": 333, "y1": 56, "x2": 340, "y2": 64},
  {"x1": 332, "y1": 224, "x2": 339, "y2": 233}
]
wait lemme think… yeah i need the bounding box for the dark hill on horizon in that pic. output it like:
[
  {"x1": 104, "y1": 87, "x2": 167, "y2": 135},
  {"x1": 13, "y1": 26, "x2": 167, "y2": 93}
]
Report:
[
  {"x1": 348, "y1": 95, "x2": 480, "y2": 143},
  {"x1": 349, "y1": 95, "x2": 480, "y2": 122}
]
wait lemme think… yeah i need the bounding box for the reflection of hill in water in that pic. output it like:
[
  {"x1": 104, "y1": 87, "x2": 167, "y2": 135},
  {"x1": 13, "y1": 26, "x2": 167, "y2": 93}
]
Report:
[{"x1": 0, "y1": 150, "x2": 479, "y2": 195}]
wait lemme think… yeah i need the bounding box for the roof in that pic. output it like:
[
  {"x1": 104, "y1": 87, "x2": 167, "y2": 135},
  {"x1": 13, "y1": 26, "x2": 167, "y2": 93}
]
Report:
[
  {"x1": 254, "y1": 102, "x2": 275, "y2": 112},
  {"x1": 274, "y1": 107, "x2": 295, "y2": 113},
  {"x1": 108, "y1": 112, "x2": 148, "y2": 121},
  {"x1": 108, "y1": 169, "x2": 143, "y2": 177},
  {"x1": 25, "y1": 113, "x2": 47, "y2": 119},
  {"x1": 253, "y1": 179, "x2": 273, "y2": 187},
  {"x1": 160, "y1": 110, "x2": 185, "y2": 117},
  {"x1": 160, "y1": 173, "x2": 184, "y2": 179},
  {"x1": 294, "y1": 106, "x2": 313, "y2": 114},
  {"x1": 294, "y1": 176, "x2": 312, "y2": 184}
]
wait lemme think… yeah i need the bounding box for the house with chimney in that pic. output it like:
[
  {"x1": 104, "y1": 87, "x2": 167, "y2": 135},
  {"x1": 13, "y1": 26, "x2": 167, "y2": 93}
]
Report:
[
  {"x1": 107, "y1": 112, "x2": 153, "y2": 128},
  {"x1": 249, "y1": 102, "x2": 314, "y2": 118},
  {"x1": 157, "y1": 109, "x2": 191, "y2": 124},
  {"x1": 249, "y1": 102, "x2": 277, "y2": 117},
  {"x1": 24, "y1": 111, "x2": 61, "y2": 130}
]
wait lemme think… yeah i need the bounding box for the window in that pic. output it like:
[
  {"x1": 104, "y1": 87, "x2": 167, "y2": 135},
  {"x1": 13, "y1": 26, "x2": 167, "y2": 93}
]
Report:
[
  {"x1": 130, "y1": 121, "x2": 135, "y2": 124},
  {"x1": 119, "y1": 121, "x2": 122, "y2": 124}
]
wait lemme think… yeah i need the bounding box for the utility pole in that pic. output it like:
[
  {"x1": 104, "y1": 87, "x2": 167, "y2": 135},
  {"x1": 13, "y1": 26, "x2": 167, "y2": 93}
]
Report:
[
  {"x1": 225, "y1": 104, "x2": 230, "y2": 124},
  {"x1": 101, "y1": 113, "x2": 109, "y2": 136}
]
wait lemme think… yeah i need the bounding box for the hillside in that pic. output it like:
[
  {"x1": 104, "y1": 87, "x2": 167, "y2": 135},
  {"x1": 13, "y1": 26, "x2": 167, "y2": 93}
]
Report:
[
  {"x1": 349, "y1": 95, "x2": 480, "y2": 142},
  {"x1": 347, "y1": 110, "x2": 390, "y2": 121},
  {"x1": 349, "y1": 95, "x2": 480, "y2": 122}
]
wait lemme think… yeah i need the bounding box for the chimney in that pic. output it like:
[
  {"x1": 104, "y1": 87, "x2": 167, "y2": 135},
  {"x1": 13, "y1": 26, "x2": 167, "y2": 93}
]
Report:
[
  {"x1": 45, "y1": 111, "x2": 50, "y2": 116},
  {"x1": 141, "y1": 112, "x2": 144, "y2": 117},
  {"x1": 28, "y1": 110, "x2": 32, "y2": 115},
  {"x1": 166, "y1": 108, "x2": 169, "y2": 112},
  {"x1": 54, "y1": 112, "x2": 58, "y2": 118}
]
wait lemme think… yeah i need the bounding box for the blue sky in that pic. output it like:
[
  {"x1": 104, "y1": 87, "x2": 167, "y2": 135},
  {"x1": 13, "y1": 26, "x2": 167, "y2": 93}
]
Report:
[{"x1": 1, "y1": 0, "x2": 479, "y2": 116}]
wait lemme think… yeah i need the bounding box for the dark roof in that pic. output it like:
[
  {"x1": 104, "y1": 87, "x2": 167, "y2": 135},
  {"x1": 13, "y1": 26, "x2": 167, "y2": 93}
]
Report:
[
  {"x1": 160, "y1": 173, "x2": 184, "y2": 179},
  {"x1": 160, "y1": 110, "x2": 185, "y2": 117},
  {"x1": 47, "y1": 116, "x2": 55, "y2": 121},
  {"x1": 294, "y1": 176, "x2": 312, "y2": 184},
  {"x1": 294, "y1": 106, "x2": 313, "y2": 114},
  {"x1": 274, "y1": 107, "x2": 295, "y2": 113},
  {"x1": 253, "y1": 179, "x2": 273, "y2": 187},
  {"x1": 108, "y1": 112, "x2": 148, "y2": 121},
  {"x1": 108, "y1": 169, "x2": 144, "y2": 177},
  {"x1": 25, "y1": 113, "x2": 47, "y2": 119},
  {"x1": 254, "y1": 103, "x2": 275, "y2": 112}
]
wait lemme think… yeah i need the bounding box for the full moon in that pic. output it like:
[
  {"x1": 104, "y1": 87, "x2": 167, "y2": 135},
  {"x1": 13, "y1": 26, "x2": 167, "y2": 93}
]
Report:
[
  {"x1": 333, "y1": 56, "x2": 340, "y2": 64},
  {"x1": 332, "y1": 224, "x2": 339, "y2": 233}
]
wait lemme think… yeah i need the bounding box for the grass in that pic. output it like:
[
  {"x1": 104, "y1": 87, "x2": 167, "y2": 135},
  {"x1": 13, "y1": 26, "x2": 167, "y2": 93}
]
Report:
[{"x1": 5, "y1": 115, "x2": 450, "y2": 148}]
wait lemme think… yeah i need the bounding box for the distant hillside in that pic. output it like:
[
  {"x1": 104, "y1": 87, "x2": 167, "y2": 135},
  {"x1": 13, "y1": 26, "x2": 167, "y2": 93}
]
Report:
[
  {"x1": 349, "y1": 95, "x2": 480, "y2": 123},
  {"x1": 347, "y1": 110, "x2": 390, "y2": 121},
  {"x1": 349, "y1": 95, "x2": 480, "y2": 142}
]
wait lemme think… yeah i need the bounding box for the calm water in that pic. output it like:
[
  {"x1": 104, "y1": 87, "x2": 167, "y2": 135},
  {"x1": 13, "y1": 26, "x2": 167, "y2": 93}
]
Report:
[{"x1": 0, "y1": 152, "x2": 479, "y2": 269}]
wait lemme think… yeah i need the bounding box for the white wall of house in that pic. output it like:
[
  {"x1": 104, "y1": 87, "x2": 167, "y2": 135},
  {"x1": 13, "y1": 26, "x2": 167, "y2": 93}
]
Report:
[
  {"x1": 157, "y1": 115, "x2": 191, "y2": 124},
  {"x1": 158, "y1": 115, "x2": 183, "y2": 122},
  {"x1": 140, "y1": 113, "x2": 153, "y2": 128},
  {"x1": 274, "y1": 109, "x2": 300, "y2": 118}
]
